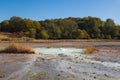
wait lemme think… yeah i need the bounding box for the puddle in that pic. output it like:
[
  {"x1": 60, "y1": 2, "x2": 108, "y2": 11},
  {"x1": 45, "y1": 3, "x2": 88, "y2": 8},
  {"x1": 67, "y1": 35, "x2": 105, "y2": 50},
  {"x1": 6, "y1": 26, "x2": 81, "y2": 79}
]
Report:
[{"x1": 34, "y1": 47, "x2": 84, "y2": 56}]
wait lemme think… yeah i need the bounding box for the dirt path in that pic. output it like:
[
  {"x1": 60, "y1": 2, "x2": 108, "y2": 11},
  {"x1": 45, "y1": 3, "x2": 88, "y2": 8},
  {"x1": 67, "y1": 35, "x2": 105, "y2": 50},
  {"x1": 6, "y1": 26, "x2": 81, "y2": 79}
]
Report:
[
  {"x1": 6, "y1": 56, "x2": 37, "y2": 80},
  {"x1": 0, "y1": 54, "x2": 39, "y2": 80}
]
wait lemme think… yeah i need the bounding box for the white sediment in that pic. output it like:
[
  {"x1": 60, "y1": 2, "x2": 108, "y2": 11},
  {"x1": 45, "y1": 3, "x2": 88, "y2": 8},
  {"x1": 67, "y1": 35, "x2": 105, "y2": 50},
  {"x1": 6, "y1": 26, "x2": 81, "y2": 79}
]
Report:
[
  {"x1": 34, "y1": 47, "x2": 120, "y2": 69},
  {"x1": 34, "y1": 47, "x2": 84, "y2": 56}
]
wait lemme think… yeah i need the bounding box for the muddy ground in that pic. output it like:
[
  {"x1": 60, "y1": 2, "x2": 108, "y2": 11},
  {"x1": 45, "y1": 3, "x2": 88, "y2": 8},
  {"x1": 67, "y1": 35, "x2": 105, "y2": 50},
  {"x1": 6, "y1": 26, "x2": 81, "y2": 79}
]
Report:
[{"x1": 0, "y1": 40, "x2": 120, "y2": 80}]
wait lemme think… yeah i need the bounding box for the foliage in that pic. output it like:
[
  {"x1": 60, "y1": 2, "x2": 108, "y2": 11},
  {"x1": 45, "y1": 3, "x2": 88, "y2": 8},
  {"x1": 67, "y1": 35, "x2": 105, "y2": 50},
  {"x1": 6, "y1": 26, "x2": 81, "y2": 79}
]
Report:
[
  {"x1": 39, "y1": 30, "x2": 49, "y2": 39},
  {"x1": 72, "y1": 29, "x2": 89, "y2": 39},
  {"x1": 0, "y1": 16, "x2": 120, "y2": 39}
]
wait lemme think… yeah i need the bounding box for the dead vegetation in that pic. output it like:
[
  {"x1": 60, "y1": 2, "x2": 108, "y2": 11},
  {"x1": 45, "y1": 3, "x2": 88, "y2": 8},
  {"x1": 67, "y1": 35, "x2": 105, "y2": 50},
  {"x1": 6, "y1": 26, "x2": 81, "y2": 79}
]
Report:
[
  {"x1": 0, "y1": 70, "x2": 6, "y2": 78},
  {"x1": 0, "y1": 43, "x2": 34, "y2": 53},
  {"x1": 84, "y1": 46, "x2": 97, "y2": 54}
]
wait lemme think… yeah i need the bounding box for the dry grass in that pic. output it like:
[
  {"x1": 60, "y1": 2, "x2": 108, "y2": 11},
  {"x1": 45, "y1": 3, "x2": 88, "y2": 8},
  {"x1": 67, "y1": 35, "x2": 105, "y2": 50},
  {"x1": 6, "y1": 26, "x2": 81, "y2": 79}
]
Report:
[
  {"x1": 0, "y1": 70, "x2": 6, "y2": 78},
  {"x1": 46, "y1": 45, "x2": 52, "y2": 48},
  {"x1": 0, "y1": 33, "x2": 34, "y2": 42},
  {"x1": 0, "y1": 35, "x2": 9, "y2": 41},
  {"x1": 84, "y1": 46, "x2": 96, "y2": 54},
  {"x1": 0, "y1": 43, "x2": 34, "y2": 53},
  {"x1": 28, "y1": 72, "x2": 50, "y2": 80},
  {"x1": 9, "y1": 37, "x2": 34, "y2": 42}
]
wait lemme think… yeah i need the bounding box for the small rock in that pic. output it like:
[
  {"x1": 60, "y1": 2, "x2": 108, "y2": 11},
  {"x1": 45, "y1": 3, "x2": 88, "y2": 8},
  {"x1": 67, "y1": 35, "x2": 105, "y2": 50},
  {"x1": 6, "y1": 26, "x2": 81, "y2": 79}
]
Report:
[
  {"x1": 94, "y1": 66, "x2": 96, "y2": 68},
  {"x1": 94, "y1": 76, "x2": 96, "y2": 79},
  {"x1": 60, "y1": 71, "x2": 63, "y2": 73},
  {"x1": 58, "y1": 54, "x2": 67, "y2": 57},
  {"x1": 57, "y1": 74, "x2": 60, "y2": 76},
  {"x1": 41, "y1": 58, "x2": 45, "y2": 61},
  {"x1": 104, "y1": 74, "x2": 109, "y2": 77},
  {"x1": 68, "y1": 66, "x2": 72, "y2": 69},
  {"x1": 91, "y1": 63, "x2": 94, "y2": 64},
  {"x1": 75, "y1": 57, "x2": 78, "y2": 59},
  {"x1": 92, "y1": 72, "x2": 96, "y2": 74},
  {"x1": 0, "y1": 74, "x2": 5, "y2": 78}
]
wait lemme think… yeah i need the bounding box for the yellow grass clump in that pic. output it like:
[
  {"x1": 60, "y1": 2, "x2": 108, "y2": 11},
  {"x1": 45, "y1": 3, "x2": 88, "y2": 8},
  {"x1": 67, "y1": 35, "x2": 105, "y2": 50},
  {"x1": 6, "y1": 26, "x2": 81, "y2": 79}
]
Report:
[
  {"x1": 84, "y1": 46, "x2": 96, "y2": 54},
  {"x1": 0, "y1": 43, "x2": 34, "y2": 53},
  {"x1": 0, "y1": 35, "x2": 9, "y2": 41}
]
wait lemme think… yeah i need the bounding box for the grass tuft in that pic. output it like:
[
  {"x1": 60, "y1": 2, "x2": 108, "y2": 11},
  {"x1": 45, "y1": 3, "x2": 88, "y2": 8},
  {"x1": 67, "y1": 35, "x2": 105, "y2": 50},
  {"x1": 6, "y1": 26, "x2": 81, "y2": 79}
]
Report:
[
  {"x1": 28, "y1": 72, "x2": 50, "y2": 80},
  {"x1": 46, "y1": 45, "x2": 52, "y2": 48},
  {"x1": 84, "y1": 46, "x2": 96, "y2": 54},
  {"x1": 0, "y1": 70, "x2": 6, "y2": 78},
  {"x1": 0, "y1": 43, "x2": 34, "y2": 53}
]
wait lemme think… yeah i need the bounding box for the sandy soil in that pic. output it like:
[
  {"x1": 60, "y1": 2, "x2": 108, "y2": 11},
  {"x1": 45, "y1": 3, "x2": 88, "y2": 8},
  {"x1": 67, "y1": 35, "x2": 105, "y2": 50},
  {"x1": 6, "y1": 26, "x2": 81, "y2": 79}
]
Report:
[{"x1": 0, "y1": 40, "x2": 120, "y2": 80}]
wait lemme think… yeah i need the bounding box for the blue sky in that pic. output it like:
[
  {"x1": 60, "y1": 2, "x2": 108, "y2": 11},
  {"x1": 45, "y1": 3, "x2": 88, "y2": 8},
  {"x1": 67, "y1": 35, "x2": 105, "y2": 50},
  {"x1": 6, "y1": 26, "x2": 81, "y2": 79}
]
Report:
[{"x1": 0, "y1": 0, "x2": 120, "y2": 24}]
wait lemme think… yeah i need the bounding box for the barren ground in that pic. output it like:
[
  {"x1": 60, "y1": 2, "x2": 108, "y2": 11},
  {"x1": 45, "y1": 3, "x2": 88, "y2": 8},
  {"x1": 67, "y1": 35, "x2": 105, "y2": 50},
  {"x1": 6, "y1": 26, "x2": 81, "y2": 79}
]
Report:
[{"x1": 0, "y1": 40, "x2": 120, "y2": 80}]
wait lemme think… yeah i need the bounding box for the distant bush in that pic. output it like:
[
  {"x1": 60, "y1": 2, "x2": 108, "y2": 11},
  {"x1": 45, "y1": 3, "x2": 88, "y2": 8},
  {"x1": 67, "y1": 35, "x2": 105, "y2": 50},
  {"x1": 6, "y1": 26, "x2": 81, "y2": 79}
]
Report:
[
  {"x1": 0, "y1": 36, "x2": 34, "y2": 42},
  {"x1": 9, "y1": 37, "x2": 34, "y2": 42},
  {"x1": 0, "y1": 43, "x2": 34, "y2": 53},
  {"x1": 84, "y1": 46, "x2": 96, "y2": 54}
]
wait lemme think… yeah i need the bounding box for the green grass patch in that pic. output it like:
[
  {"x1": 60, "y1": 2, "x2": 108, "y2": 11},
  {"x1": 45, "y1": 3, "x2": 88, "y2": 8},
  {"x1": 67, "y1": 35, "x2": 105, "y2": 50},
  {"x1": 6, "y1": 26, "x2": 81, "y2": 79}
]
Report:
[
  {"x1": 100, "y1": 77, "x2": 120, "y2": 80},
  {"x1": 27, "y1": 72, "x2": 50, "y2": 80}
]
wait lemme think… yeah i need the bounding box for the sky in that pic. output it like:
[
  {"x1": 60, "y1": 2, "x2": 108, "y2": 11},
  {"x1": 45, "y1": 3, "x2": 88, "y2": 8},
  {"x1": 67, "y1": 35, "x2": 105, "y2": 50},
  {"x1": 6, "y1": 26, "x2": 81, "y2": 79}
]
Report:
[{"x1": 0, "y1": 0, "x2": 120, "y2": 24}]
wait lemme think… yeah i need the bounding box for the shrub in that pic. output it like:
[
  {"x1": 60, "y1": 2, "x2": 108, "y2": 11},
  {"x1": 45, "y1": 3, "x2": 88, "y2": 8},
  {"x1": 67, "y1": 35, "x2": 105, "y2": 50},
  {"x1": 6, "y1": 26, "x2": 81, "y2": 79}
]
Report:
[
  {"x1": 46, "y1": 45, "x2": 52, "y2": 48},
  {"x1": 84, "y1": 46, "x2": 96, "y2": 54},
  {"x1": 0, "y1": 43, "x2": 34, "y2": 53}
]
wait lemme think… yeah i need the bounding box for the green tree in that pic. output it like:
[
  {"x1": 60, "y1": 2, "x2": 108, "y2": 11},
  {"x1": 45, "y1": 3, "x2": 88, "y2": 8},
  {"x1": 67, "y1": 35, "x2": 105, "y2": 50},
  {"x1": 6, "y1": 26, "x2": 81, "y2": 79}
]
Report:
[
  {"x1": 0, "y1": 20, "x2": 10, "y2": 32},
  {"x1": 29, "y1": 28, "x2": 36, "y2": 38},
  {"x1": 77, "y1": 17, "x2": 103, "y2": 38},
  {"x1": 103, "y1": 19, "x2": 116, "y2": 38},
  {"x1": 0, "y1": 16, "x2": 120, "y2": 39},
  {"x1": 59, "y1": 19, "x2": 78, "y2": 39},
  {"x1": 40, "y1": 30, "x2": 49, "y2": 39},
  {"x1": 72, "y1": 29, "x2": 83, "y2": 39},
  {"x1": 10, "y1": 16, "x2": 23, "y2": 22}
]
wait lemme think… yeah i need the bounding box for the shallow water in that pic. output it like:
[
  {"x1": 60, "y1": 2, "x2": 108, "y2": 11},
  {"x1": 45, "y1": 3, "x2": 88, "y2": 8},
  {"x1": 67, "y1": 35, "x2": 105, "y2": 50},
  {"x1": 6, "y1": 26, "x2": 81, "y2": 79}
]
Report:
[{"x1": 34, "y1": 47, "x2": 84, "y2": 56}]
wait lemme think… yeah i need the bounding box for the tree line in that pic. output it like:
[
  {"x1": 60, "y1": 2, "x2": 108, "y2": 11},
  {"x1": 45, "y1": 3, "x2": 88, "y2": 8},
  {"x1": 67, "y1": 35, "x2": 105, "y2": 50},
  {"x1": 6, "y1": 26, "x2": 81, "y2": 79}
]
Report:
[{"x1": 0, "y1": 16, "x2": 120, "y2": 39}]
